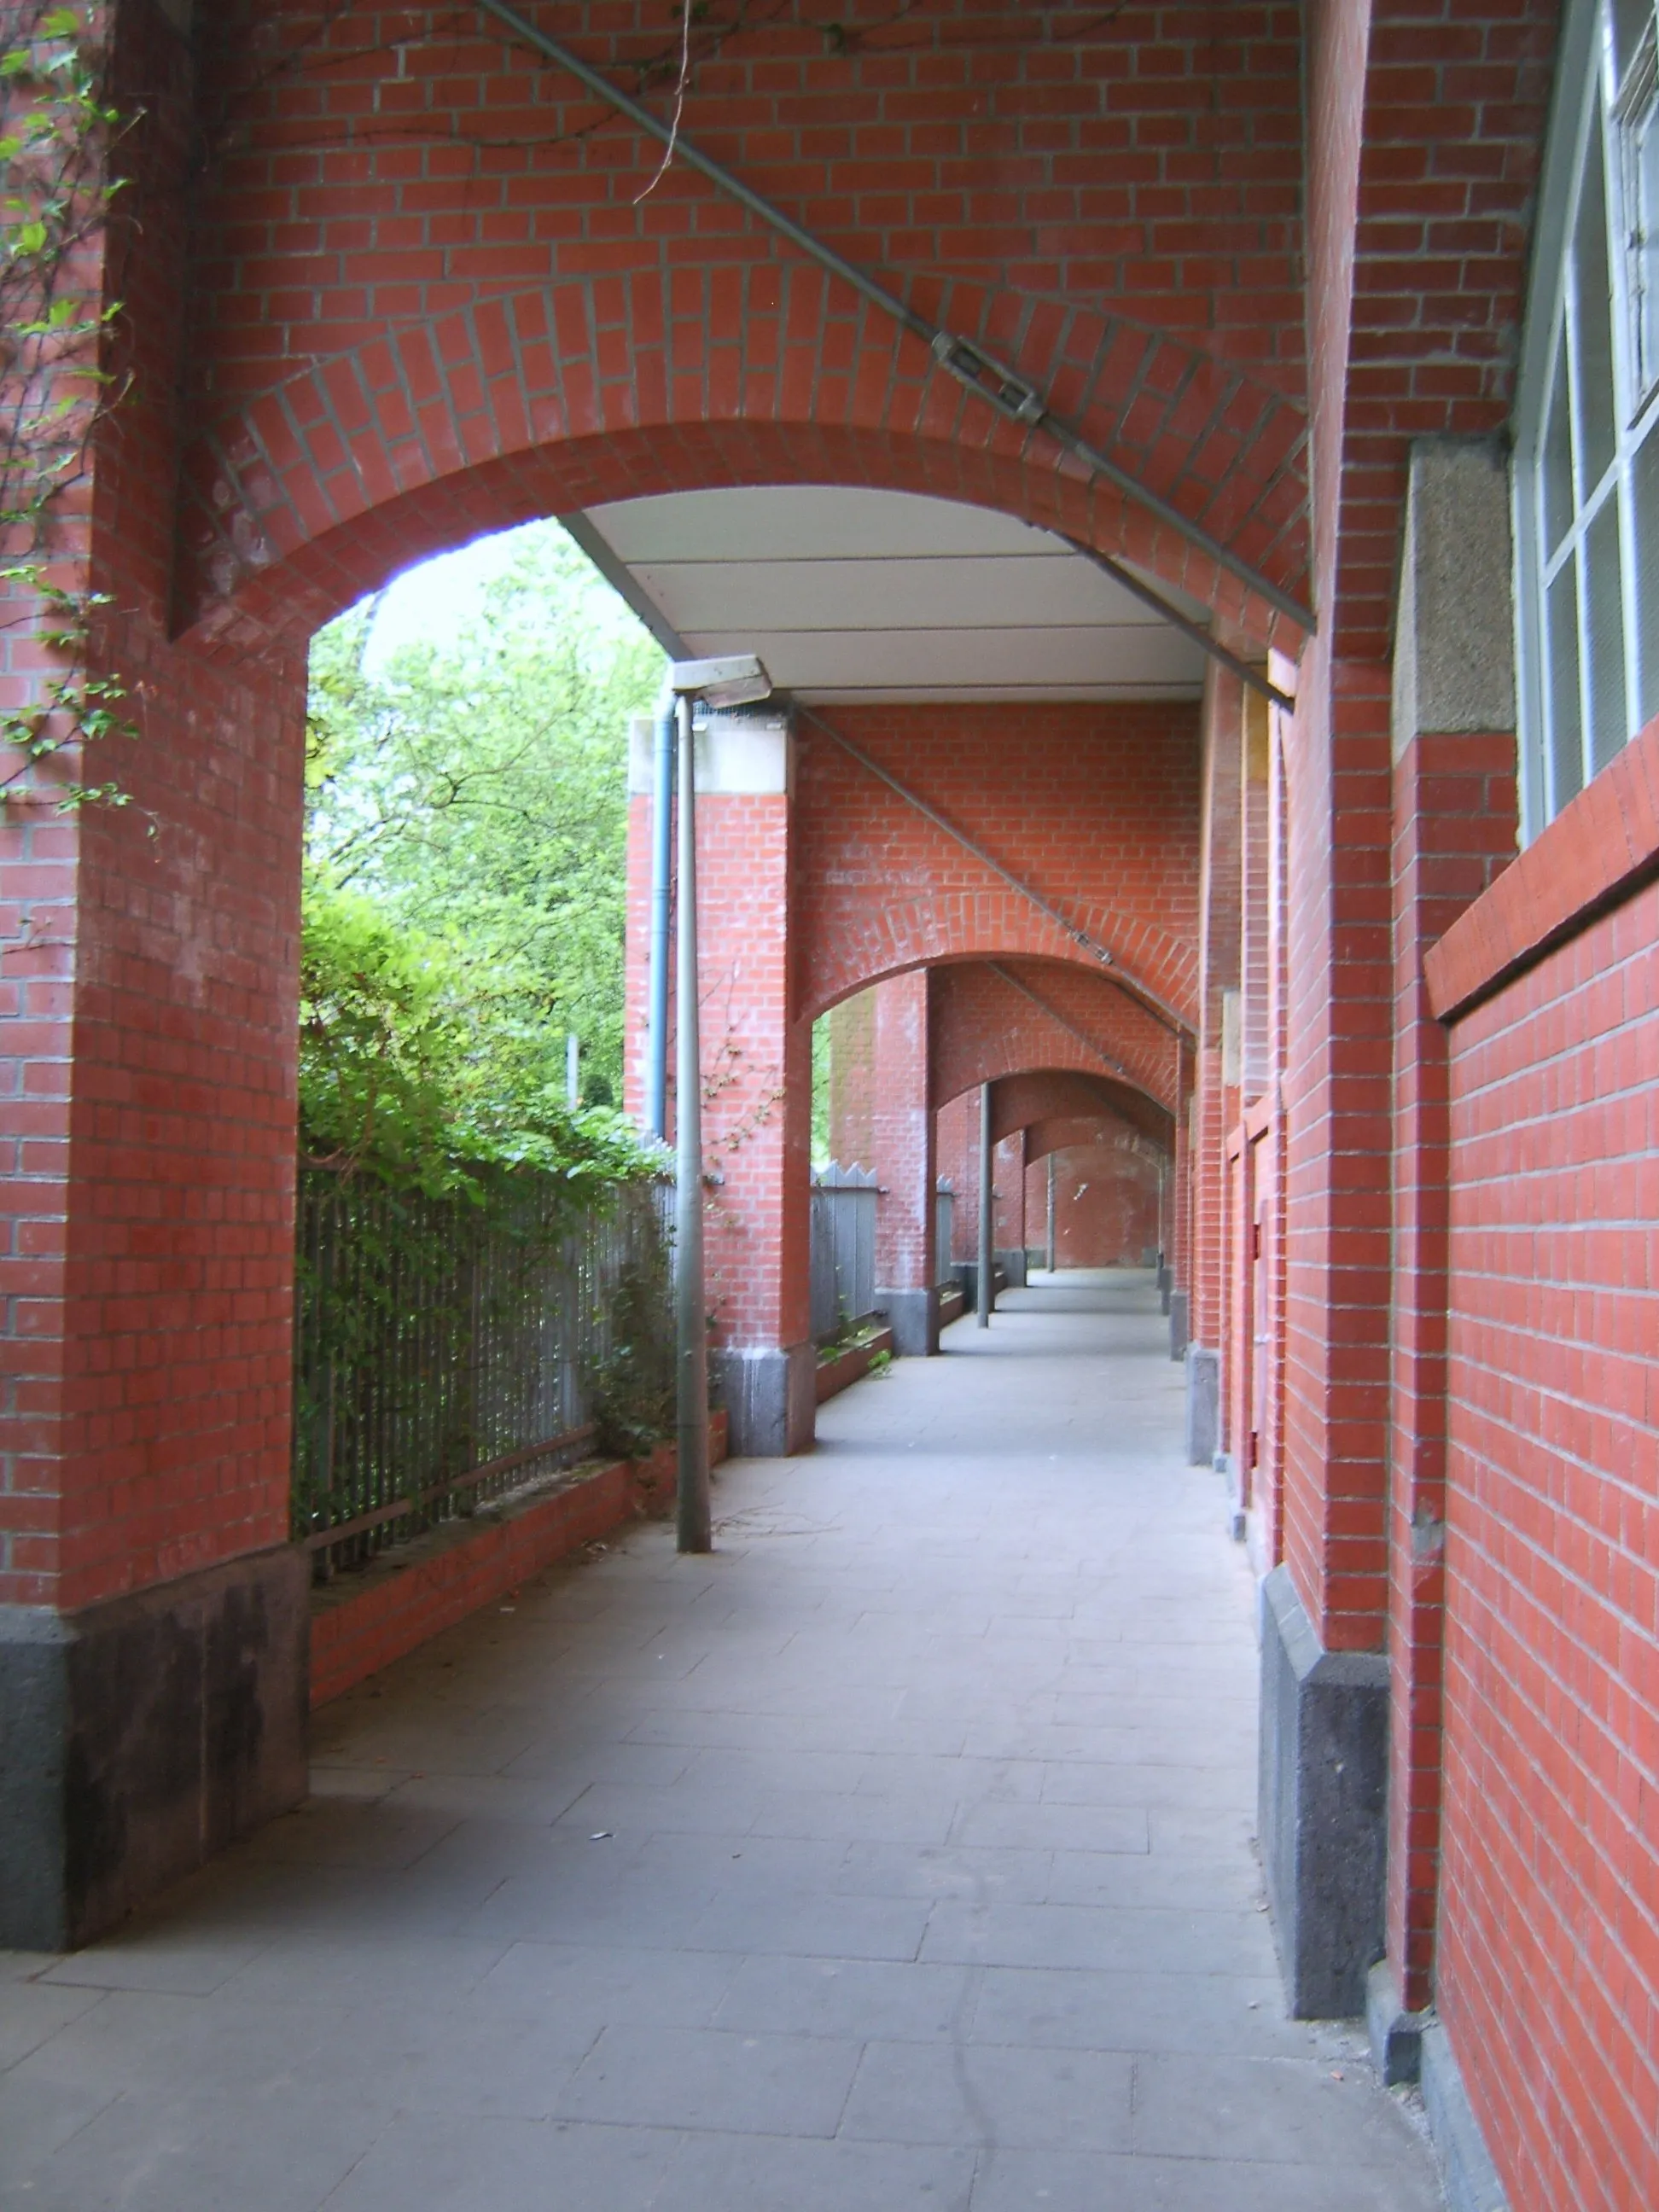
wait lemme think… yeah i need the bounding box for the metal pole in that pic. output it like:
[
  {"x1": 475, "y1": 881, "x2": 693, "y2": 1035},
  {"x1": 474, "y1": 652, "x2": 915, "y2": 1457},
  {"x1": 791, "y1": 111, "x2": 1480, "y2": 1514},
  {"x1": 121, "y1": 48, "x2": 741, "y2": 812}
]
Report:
[
  {"x1": 674, "y1": 694, "x2": 711, "y2": 1552},
  {"x1": 567, "y1": 1031, "x2": 579, "y2": 1109},
  {"x1": 977, "y1": 1080, "x2": 994, "y2": 1330},
  {"x1": 644, "y1": 700, "x2": 675, "y2": 1139},
  {"x1": 1046, "y1": 1152, "x2": 1057, "y2": 1274}
]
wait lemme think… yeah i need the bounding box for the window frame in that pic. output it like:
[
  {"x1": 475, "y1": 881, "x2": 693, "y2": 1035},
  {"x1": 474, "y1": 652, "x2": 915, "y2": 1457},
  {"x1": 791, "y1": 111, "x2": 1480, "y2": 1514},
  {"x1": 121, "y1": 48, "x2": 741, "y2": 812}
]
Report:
[{"x1": 1514, "y1": 0, "x2": 1659, "y2": 843}]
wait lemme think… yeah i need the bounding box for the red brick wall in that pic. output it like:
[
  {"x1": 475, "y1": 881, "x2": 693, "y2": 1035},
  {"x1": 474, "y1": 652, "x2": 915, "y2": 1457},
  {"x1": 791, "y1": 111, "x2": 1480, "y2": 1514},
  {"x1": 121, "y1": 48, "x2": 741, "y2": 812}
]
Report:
[
  {"x1": 0, "y1": 0, "x2": 302, "y2": 1613},
  {"x1": 797, "y1": 705, "x2": 1202, "y2": 1028},
  {"x1": 1425, "y1": 726, "x2": 1659, "y2": 2212},
  {"x1": 1026, "y1": 1138, "x2": 1162, "y2": 1269}
]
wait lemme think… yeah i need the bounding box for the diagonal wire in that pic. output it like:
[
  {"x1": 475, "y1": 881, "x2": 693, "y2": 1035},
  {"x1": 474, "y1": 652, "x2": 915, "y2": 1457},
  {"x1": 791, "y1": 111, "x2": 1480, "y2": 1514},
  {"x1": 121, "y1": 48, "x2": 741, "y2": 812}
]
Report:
[
  {"x1": 985, "y1": 961, "x2": 1177, "y2": 1097},
  {"x1": 471, "y1": 0, "x2": 1313, "y2": 636}
]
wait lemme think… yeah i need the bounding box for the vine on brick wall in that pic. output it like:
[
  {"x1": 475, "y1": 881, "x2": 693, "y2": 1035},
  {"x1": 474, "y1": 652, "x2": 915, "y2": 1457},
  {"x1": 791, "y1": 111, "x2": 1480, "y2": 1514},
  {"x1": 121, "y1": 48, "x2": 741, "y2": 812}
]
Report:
[{"x1": 0, "y1": 3, "x2": 134, "y2": 811}]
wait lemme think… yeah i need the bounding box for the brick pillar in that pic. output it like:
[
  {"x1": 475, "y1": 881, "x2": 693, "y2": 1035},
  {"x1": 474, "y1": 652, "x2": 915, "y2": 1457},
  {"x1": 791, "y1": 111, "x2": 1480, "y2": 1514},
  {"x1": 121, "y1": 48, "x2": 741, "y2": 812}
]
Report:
[
  {"x1": 684, "y1": 712, "x2": 813, "y2": 1457},
  {"x1": 993, "y1": 1129, "x2": 1027, "y2": 1288},
  {"x1": 0, "y1": 4, "x2": 306, "y2": 1950},
  {"x1": 867, "y1": 969, "x2": 937, "y2": 1355},
  {"x1": 1375, "y1": 444, "x2": 1518, "y2": 2064},
  {"x1": 1188, "y1": 670, "x2": 1244, "y2": 1462},
  {"x1": 1225, "y1": 689, "x2": 1275, "y2": 1528}
]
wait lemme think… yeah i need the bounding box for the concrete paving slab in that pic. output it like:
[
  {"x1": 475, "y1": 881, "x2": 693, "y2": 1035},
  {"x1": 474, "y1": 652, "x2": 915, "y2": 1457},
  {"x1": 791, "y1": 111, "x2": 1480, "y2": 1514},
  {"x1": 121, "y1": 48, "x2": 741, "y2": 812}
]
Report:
[{"x1": 0, "y1": 1272, "x2": 1442, "y2": 2211}]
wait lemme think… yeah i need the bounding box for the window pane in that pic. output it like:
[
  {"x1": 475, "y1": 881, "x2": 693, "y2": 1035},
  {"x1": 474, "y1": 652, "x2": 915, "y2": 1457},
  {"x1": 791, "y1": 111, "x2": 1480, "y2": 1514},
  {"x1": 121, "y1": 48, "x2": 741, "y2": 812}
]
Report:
[
  {"x1": 1635, "y1": 424, "x2": 1659, "y2": 728},
  {"x1": 1614, "y1": 0, "x2": 1655, "y2": 83},
  {"x1": 1547, "y1": 554, "x2": 1586, "y2": 814},
  {"x1": 1544, "y1": 327, "x2": 1575, "y2": 550},
  {"x1": 1584, "y1": 496, "x2": 1629, "y2": 771},
  {"x1": 1572, "y1": 123, "x2": 1618, "y2": 492},
  {"x1": 1635, "y1": 86, "x2": 1659, "y2": 400}
]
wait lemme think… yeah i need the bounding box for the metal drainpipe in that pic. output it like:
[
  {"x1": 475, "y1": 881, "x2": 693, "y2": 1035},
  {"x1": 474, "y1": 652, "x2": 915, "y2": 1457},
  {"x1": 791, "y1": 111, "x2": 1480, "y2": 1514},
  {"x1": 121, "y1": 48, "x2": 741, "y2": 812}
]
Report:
[
  {"x1": 674, "y1": 693, "x2": 712, "y2": 1553},
  {"x1": 977, "y1": 1082, "x2": 994, "y2": 1330},
  {"x1": 643, "y1": 688, "x2": 675, "y2": 1140},
  {"x1": 1046, "y1": 1152, "x2": 1057, "y2": 1275}
]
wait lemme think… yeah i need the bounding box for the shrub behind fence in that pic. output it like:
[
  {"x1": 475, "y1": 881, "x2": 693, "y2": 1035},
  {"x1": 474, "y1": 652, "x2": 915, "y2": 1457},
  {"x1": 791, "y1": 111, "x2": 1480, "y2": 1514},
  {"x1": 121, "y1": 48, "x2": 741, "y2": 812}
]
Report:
[{"x1": 293, "y1": 1171, "x2": 672, "y2": 1575}]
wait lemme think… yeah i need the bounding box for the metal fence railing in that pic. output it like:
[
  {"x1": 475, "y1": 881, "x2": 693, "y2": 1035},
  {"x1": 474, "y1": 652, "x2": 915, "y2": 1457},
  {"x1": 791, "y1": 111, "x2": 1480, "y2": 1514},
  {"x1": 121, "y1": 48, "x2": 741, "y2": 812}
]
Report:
[
  {"x1": 293, "y1": 1170, "x2": 672, "y2": 1575},
  {"x1": 935, "y1": 1179, "x2": 956, "y2": 1285},
  {"x1": 810, "y1": 1161, "x2": 878, "y2": 1342}
]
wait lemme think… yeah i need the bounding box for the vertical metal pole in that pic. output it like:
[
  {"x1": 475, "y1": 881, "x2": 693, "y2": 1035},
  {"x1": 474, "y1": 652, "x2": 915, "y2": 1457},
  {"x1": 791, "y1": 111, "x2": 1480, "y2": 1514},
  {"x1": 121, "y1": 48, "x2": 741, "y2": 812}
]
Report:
[
  {"x1": 567, "y1": 1031, "x2": 580, "y2": 1109},
  {"x1": 977, "y1": 1080, "x2": 994, "y2": 1329},
  {"x1": 1046, "y1": 1151, "x2": 1057, "y2": 1274},
  {"x1": 644, "y1": 702, "x2": 675, "y2": 1139},
  {"x1": 675, "y1": 694, "x2": 712, "y2": 1552}
]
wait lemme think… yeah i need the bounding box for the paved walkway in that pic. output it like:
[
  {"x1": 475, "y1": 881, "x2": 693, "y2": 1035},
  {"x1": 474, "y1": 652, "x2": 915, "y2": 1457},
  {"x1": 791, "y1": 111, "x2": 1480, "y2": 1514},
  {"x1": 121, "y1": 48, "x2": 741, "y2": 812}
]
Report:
[{"x1": 1, "y1": 1272, "x2": 1442, "y2": 2210}]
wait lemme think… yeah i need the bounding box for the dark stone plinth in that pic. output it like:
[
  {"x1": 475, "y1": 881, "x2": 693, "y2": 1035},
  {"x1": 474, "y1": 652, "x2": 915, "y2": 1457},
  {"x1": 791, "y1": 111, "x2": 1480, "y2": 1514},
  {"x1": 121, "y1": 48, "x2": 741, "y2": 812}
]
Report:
[
  {"x1": 1185, "y1": 1343, "x2": 1219, "y2": 1463},
  {"x1": 1422, "y1": 2020, "x2": 1511, "y2": 2211},
  {"x1": 994, "y1": 1247, "x2": 1027, "y2": 1290},
  {"x1": 0, "y1": 1544, "x2": 309, "y2": 1952},
  {"x1": 1258, "y1": 1563, "x2": 1388, "y2": 2017},
  {"x1": 1167, "y1": 1290, "x2": 1189, "y2": 1359},
  {"x1": 876, "y1": 1286, "x2": 939, "y2": 1358},
  {"x1": 1365, "y1": 1959, "x2": 1429, "y2": 2086},
  {"x1": 717, "y1": 1342, "x2": 815, "y2": 1456}
]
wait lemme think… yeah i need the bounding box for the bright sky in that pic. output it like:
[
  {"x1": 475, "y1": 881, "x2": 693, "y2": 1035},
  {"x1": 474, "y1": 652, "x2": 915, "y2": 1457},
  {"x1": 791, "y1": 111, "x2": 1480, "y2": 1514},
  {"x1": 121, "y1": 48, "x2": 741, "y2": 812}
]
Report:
[{"x1": 361, "y1": 518, "x2": 649, "y2": 672}]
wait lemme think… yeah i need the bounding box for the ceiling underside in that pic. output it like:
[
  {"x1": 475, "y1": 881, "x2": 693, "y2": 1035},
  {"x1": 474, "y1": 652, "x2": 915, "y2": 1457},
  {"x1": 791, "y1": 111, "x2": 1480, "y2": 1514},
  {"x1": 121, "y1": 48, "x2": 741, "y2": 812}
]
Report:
[{"x1": 572, "y1": 486, "x2": 1209, "y2": 707}]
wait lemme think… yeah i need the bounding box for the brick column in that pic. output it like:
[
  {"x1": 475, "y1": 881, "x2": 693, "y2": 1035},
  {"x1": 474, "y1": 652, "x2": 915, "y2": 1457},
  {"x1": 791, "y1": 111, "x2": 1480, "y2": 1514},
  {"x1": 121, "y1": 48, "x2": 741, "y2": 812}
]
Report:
[
  {"x1": 1374, "y1": 443, "x2": 1518, "y2": 2064},
  {"x1": 1188, "y1": 670, "x2": 1244, "y2": 1460},
  {"x1": 0, "y1": 5, "x2": 306, "y2": 1950},
  {"x1": 867, "y1": 969, "x2": 938, "y2": 1355},
  {"x1": 686, "y1": 713, "x2": 813, "y2": 1456}
]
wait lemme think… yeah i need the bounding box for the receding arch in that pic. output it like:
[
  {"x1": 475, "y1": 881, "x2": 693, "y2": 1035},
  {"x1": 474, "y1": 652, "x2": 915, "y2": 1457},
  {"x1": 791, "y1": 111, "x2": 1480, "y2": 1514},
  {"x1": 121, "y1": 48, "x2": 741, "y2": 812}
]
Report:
[{"x1": 175, "y1": 269, "x2": 1309, "y2": 658}]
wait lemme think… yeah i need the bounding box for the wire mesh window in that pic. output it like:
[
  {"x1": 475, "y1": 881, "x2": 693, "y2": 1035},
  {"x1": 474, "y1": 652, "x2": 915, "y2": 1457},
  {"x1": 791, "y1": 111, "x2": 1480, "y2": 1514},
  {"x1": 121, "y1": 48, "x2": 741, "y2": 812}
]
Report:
[{"x1": 1516, "y1": 0, "x2": 1659, "y2": 835}]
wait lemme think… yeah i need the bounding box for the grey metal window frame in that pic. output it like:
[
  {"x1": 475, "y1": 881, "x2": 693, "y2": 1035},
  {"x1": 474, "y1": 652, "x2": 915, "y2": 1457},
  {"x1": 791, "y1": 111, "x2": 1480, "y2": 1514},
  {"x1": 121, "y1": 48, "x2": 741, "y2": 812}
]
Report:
[{"x1": 1514, "y1": 0, "x2": 1659, "y2": 841}]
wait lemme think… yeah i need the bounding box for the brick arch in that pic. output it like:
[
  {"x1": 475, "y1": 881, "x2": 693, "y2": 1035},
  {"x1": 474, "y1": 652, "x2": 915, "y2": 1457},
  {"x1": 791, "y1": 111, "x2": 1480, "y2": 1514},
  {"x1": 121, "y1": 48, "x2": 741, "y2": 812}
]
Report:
[
  {"x1": 173, "y1": 265, "x2": 1308, "y2": 659},
  {"x1": 798, "y1": 712, "x2": 1202, "y2": 1034},
  {"x1": 927, "y1": 958, "x2": 1180, "y2": 1112},
  {"x1": 986, "y1": 1071, "x2": 1173, "y2": 1152},
  {"x1": 1026, "y1": 1114, "x2": 1168, "y2": 1167}
]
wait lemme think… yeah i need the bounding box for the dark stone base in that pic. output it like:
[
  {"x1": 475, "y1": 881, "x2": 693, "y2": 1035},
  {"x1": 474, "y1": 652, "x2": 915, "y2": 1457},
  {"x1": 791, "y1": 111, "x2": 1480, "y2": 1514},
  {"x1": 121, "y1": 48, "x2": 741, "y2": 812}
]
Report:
[
  {"x1": 1422, "y1": 2019, "x2": 1510, "y2": 2211},
  {"x1": 1167, "y1": 1290, "x2": 1189, "y2": 1359},
  {"x1": 0, "y1": 1545, "x2": 309, "y2": 1953},
  {"x1": 1365, "y1": 1960, "x2": 1429, "y2": 2086},
  {"x1": 1185, "y1": 1343, "x2": 1219, "y2": 1464},
  {"x1": 876, "y1": 1285, "x2": 939, "y2": 1358},
  {"x1": 1258, "y1": 1563, "x2": 1388, "y2": 2017},
  {"x1": 1217, "y1": 1451, "x2": 1246, "y2": 1541},
  {"x1": 995, "y1": 1247, "x2": 1027, "y2": 1289},
  {"x1": 956, "y1": 1261, "x2": 1004, "y2": 1315},
  {"x1": 716, "y1": 1342, "x2": 816, "y2": 1456}
]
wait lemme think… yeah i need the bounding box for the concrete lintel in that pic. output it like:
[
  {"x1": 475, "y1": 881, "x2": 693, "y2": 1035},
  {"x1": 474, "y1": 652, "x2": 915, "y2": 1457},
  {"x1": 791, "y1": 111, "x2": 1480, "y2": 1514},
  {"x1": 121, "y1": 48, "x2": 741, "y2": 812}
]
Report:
[
  {"x1": 628, "y1": 712, "x2": 794, "y2": 795},
  {"x1": 1185, "y1": 1342, "x2": 1219, "y2": 1463},
  {"x1": 1422, "y1": 2019, "x2": 1511, "y2": 2212},
  {"x1": 1391, "y1": 437, "x2": 1515, "y2": 763},
  {"x1": 1258, "y1": 1563, "x2": 1388, "y2": 2017},
  {"x1": 716, "y1": 1342, "x2": 815, "y2": 1456},
  {"x1": 876, "y1": 1285, "x2": 939, "y2": 1358},
  {"x1": 0, "y1": 1545, "x2": 309, "y2": 1952}
]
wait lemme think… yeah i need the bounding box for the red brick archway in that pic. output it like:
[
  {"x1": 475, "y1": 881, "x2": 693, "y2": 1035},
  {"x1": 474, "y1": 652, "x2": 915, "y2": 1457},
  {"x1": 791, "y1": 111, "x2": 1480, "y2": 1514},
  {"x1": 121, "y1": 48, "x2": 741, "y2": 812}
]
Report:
[{"x1": 928, "y1": 958, "x2": 1180, "y2": 1112}]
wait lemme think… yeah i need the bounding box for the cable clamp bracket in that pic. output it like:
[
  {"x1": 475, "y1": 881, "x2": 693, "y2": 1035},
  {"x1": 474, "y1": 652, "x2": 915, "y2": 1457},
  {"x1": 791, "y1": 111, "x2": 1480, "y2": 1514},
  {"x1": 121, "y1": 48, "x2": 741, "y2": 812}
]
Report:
[{"x1": 930, "y1": 331, "x2": 1047, "y2": 428}]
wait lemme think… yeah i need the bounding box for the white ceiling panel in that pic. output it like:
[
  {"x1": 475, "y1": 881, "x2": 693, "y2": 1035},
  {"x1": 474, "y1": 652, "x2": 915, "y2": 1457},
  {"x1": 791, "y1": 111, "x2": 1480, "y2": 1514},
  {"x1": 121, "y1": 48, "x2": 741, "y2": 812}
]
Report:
[
  {"x1": 626, "y1": 554, "x2": 1161, "y2": 634},
  {"x1": 576, "y1": 485, "x2": 1211, "y2": 703},
  {"x1": 591, "y1": 486, "x2": 1072, "y2": 562},
  {"x1": 674, "y1": 626, "x2": 1202, "y2": 693}
]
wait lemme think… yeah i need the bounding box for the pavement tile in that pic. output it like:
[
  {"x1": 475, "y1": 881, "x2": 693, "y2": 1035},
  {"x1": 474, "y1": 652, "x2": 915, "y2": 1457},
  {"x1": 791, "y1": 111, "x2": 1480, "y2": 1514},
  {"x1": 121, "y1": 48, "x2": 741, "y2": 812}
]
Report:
[
  {"x1": 4, "y1": 1277, "x2": 1447, "y2": 2212},
  {"x1": 554, "y1": 2022, "x2": 862, "y2": 2136},
  {"x1": 839, "y1": 2036, "x2": 1135, "y2": 2151}
]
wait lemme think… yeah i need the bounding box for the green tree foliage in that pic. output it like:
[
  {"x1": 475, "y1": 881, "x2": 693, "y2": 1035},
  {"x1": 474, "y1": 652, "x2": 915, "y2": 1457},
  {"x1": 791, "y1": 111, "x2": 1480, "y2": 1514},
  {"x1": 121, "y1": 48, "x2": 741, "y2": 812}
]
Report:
[{"x1": 302, "y1": 522, "x2": 666, "y2": 1195}]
